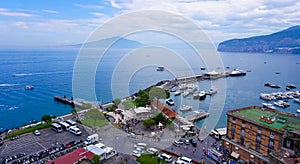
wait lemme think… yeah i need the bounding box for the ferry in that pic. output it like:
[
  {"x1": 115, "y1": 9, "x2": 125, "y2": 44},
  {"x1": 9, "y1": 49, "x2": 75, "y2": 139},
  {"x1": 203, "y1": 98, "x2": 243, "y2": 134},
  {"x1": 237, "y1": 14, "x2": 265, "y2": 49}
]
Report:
[{"x1": 229, "y1": 69, "x2": 246, "y2": 76}]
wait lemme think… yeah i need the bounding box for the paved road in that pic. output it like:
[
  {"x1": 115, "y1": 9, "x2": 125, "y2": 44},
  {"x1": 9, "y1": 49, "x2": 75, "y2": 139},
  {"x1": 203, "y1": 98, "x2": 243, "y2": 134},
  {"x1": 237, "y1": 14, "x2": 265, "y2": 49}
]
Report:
[{"x1": 0, "y1": 124, "x2": 89, "y2": 159}]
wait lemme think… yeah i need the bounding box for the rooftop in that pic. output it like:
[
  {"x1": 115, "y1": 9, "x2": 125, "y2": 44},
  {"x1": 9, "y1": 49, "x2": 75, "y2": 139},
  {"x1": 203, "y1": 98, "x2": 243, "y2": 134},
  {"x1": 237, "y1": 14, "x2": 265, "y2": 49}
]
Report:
[
  {"x1": 47, "y1": 148, "x2": 94, "y2": 164},
  {"x1": 228, "y1": 106, "x2": 300, "y2": 131}
]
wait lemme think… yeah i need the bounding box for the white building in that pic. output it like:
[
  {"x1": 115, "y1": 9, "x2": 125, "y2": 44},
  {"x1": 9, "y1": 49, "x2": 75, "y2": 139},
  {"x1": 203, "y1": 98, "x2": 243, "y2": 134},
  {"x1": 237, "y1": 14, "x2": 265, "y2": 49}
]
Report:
[
  {"x1": 85, "y1": 142, "x2": 117, "y2": 161},
  {"x1": 133, "y1": 106, "x2": 151, "y2": 120}
]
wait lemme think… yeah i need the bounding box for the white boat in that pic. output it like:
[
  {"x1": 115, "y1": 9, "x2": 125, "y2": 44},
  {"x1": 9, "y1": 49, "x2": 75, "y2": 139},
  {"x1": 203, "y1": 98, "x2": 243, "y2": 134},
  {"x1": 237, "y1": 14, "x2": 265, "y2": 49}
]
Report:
[
  {"x1": 199, "y1": 90, "x2": 206, "y2": 100},
  {"x1": 262, "y1": 103, "x2": 276, "y2": 109},
  {"x1": 229, "y1": 69, "x2": 246, "y2": 76},
  {"x1": 294, "y1": 98, "x2": 300, "y2": 104},
  {"x1": 206, "y1": 86, "x2": 217, "y2": 95},
  {"x1": 274, "y1": 100, "x2": 290, "y2": 108},
  {"x1": 180, "y1": 105, "x2": 192, "y2": 111},
  {"x1": 166, "y1": 98, "x2": 175, "y2": 105},
  {"x1": 297, "y1": 109, "x2": 300, "y2": 113},
  {"x1": 178, "y1": 84, "x2": 187, "y2": 90},
  {"x1": 24, "y1": 85, "x2": 34, "y2": 90},
  {"x1": 174, "y1": 90, "x2": 181, "y2": 96},
  {"x1": 182, "y1": 90, "x2": 191, "y2": 97}
]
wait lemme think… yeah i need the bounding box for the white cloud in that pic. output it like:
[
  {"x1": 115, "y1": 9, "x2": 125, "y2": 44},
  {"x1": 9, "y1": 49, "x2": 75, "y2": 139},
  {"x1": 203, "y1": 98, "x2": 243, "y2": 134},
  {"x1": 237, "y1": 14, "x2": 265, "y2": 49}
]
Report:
[
  {"x1": 91, "y1": 12, "x2": 105, "y2": 17},
  {"x1": 43, "y1": 10, "x2": 60, "y2": 14},
  {"x1": 108, "y1": 0, "x2": 123, "y2": 9},
  {"x1": 75, "y1": 4, "x2": 104, "y2": 10},
  {"x1": 0, "y1": 8, "x2": 37, "y2": 17}
]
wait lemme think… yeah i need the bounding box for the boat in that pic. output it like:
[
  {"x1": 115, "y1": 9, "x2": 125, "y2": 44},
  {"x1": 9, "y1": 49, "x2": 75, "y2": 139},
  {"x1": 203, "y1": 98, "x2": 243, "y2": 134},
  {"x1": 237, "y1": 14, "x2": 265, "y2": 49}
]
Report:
[
  {"x1": 182, "y1": 90, "x2": 190, "y2": 97},
  {"x1": 24, "y1": 85, "x2": 34, "y2": 90},
  {"x1": 262, "y1": 103, "x2": 276, "y2": 109},
  {"x1": 178, "y1": 83, "x2": 187, "y2": 90},
  {"x1": 229, "y1": 69, "x2": 246, "y2": 76},
  {"x1": 206, "y1": 86, "x2": 217, "y2": 95},
  {"x1": 199, "y1": 90, "x2": 206, "y2": 100},
  {"x1": 200, "y1": 67, "x2": 206, "y2": 70},
  {"x1": 286, "y1": 84, "x2": 297, "y2": 89},
  {"x1": 166, "y1": 98, "x2": 175, "y2": 105},
  {"x1": 286, "y1": 86, "x2": 290, "y2": 90},
  {"x1": 156, "y1": 66, "x2": 165, "y2": 71},
  {"x1": 297, "y1": 109, "x2": 300, "y2": 113},
  {"x1": 174, "y1": 90, "x2": 181, "y2": 96},
  {"x1": 180, "y1": 105, "x2": 192, "y2": 111},
  {"x1": 294, "y1": 98, "x2": 300, "y2": 104},
  {"x1": 274, "y1": 100, "x2": 290, "y2": 108},
  {"x1": 269, "y1": 84, "x2": 281, "y2": 89}
]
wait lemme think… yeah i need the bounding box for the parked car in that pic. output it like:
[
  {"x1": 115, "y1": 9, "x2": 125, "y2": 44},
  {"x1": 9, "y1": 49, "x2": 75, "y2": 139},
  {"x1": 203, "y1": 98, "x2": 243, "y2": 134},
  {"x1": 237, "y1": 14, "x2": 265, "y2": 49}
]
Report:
[
  {"x1": 184, "y1": 139, "x2": 190, "y2": 145},
  {"x1": 34, "y1": 130, "x2": 41, "y2": 136},
  {"x1": 128, "y1": 132, "x2": 136, "y2": 138},
  {"x1": 158, "y1": 153, "x2": 173, "y2": 163},
  {"x1": 190, "y1": 139, "x2": 197, "y2": 147},
  {"x1": 132, "y1": 150, "x2": 141, "y2": 157},
  {"x1": 10, "y1": 135, "x2": 19, "y2": 141}
]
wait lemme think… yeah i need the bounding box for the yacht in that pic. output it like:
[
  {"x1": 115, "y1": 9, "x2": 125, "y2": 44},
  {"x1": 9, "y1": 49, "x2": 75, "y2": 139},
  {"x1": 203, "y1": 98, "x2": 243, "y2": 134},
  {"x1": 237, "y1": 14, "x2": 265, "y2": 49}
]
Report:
[
  {"x1": 294, "y1": 98, "x2": 300, "y2": 104},
  {"x1": 206, "y1": 86, "x2": 217, "y2": 95},
  {"x1": 297, "y1": 109, "x2": 300, "y2": 114},
  {"x1": 166, "y1": 98, "x2": 175, "y2": 105},
  {"x1": 174, "y1": 90, "x2": 181, "y2": 96},
  {"x1": 262, "y1": 103, "x2": 276, "y2": 109},
  {"x1": 229, "y1": 69, "x2": 246, "y2": 76},
  {"x1": 180, "y1": 105, "x2": 192, "y2": 111},
  {"x1": 199, "y1": 90, "x2": 206, "y2": 100}
]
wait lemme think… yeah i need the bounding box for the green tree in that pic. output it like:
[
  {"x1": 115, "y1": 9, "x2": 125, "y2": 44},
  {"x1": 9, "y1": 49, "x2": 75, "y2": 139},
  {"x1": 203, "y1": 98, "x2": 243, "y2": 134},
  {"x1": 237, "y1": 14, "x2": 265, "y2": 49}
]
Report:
[
  {"x1": 149, "y1": 86, "x2": 169, "y2": 101},
  {"x1": 71, "y1": 109, "x2": 78, "y2": 120},
  {"x1": 113, "y1": 98, "x2": 121, "y2": 106},
  {"x1": 91, "y1": 154, "x2": 100, "y2": 164},
  {"x1": 41, "y1": 114, "x2": 52, "y2": 123},
  {"x1": 143, "y1": 118, "x2": 156, "y2": 129},
  {"x1": 135, "y1": 90, "x2": 150, "y2": 107}
]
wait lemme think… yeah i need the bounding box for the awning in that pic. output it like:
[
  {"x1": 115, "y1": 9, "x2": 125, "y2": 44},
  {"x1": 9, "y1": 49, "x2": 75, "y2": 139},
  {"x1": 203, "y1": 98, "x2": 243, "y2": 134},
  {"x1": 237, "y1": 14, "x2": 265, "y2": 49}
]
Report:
[{"x1": 231, "y1": 151, "x2": 240, "y2": 159}]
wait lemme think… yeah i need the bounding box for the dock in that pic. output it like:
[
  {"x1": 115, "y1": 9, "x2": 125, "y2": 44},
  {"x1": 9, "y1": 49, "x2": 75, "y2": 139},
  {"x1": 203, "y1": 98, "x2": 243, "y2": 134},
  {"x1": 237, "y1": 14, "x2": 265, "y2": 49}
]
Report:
[
  {"x1": 185, "y1": 111, "x2": 209, "y2": 122},
  {"x1": 54, "y1": 96, "x2": 75, "y2": 107}
]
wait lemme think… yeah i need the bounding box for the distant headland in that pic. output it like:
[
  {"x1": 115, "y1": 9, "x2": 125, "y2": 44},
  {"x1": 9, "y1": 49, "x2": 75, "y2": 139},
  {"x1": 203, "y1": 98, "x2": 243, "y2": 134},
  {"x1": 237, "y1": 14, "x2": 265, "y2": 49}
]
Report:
[{"x1": 217, "y1": 25, "x2": 300, "y2": 54}]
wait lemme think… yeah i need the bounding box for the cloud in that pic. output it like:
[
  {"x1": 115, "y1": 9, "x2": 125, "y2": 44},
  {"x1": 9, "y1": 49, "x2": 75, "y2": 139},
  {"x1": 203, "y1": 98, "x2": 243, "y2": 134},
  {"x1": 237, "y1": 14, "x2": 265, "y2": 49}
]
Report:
[
  {"x1": 75, "y1": 4, "x2": 104, "y2": 10},
  {"x1": 108, "y1": 0, "x2": 123, "y2": 9},
  {"x1": 91, "y1": 12, "x2": 105, "y2": 17},
  {"x1": 43, "y1": 10, "x2": 60, "y2": 14},
  {"x1": 0, "y1": 8, "x2": 37, "y2": 17}
]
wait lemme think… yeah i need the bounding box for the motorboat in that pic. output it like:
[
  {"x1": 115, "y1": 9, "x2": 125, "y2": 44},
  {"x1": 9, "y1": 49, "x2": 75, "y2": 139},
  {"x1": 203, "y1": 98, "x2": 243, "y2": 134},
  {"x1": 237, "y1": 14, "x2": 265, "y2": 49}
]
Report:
[
  {"x1": 274, "y1": 100, "x2": 290, "y2": 108},
  {"x1": 180, "y1": 105, "x2": 192, "y2": 111},
  {"x1": 262, "y1": 103, "x2": 276, "y2": 109},
  {"x1": 294, "y1": 98, "x2": 300, "y2": 104},
  {"x1": 199, "y1": 90, "x2": 206, "y2": 100},
  {"x1": 229, "y1": 69, "x2": 246, "y2": 76},
  {"x1": 182, "y1": 90, "x2": 190, "y2": 97},
  {"x1": 297, "y1": 109, "x2": 300, "y2": 113},
  {"x1": 24, "y1": 85, "x2": 34, "y2": 90},
  {"x1": 174, "y1": 90, "x2": 181, "y2": 96},
  {"x1": 166, "y1": 98, "x2": 175, "y2": 105},
  {"x1": 206, "y1": 86, "x2": 217, "y2": 95},
  {"x1": 286, "y1": 84, "x2": 297, "y2": 89},
  {"x1": 156, "y1": 66, "x2": 165, "y2": 71}
]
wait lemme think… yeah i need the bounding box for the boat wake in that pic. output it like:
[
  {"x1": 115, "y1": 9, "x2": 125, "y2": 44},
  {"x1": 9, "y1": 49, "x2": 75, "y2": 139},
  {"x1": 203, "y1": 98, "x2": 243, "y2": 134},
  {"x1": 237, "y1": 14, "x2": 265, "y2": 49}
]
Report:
[
  {"x1": 0, "y1": 105, "x2": 19, "y2": 111},
  {"x1": 0, "y1": 84, "x2": 18, "y2": 87},
  {"x1": 12, "y1": 71, "x2": 70, "y2": 77}
]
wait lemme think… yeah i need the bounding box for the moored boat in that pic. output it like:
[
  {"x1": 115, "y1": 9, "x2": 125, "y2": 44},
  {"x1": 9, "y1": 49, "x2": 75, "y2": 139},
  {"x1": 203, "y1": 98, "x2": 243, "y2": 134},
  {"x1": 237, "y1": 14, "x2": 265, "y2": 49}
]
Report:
[
  {"x1": 262, "y1": 103, "x2": 276, "y2": 109},
  {"x1": 156, "y1": 66, "x2": 165, "y2": 71},
  {"x1": 206, "y1": 86, "x2": 217, "y2": 95},
  {"x1": 297, "y1": 109, "x2": 300, "y2": 113},
  {"x1": 199, "y1": 90, "x2": 206, "y2": 100},
  {"x1": 229, "y1": 69, "x2": 246, "y2": 76},
  {"x1": 180, "y1": 105, "x2": 192, "y2": 111},
  {"x1": 286, "y1": 84, "x2": 297, "y2": 89},
  {"x1": 294, "y1": 98, "x2": 300, "y2": 104},
  {"x1": 174, "y1": 90, "x2": 181, "y2": 96}
]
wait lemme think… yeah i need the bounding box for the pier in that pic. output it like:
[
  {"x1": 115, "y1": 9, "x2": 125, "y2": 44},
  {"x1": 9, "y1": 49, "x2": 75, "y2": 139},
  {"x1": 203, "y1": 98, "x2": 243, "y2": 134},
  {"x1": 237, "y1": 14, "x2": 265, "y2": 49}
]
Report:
[
  {"x1": 54, "y1": 96, "x2": 75, "y2": 107},
  {"x1": 185, "y1": 111, "x2": 209, "y2": 122}
]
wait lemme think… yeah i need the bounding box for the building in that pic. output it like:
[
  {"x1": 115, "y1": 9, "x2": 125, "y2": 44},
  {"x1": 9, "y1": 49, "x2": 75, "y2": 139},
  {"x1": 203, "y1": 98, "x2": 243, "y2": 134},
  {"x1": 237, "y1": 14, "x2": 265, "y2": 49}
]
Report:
[
  {"x1": 133, "y1": 106, "x2": 151, "y2": 120},
  {"x1": 223, "y1": 106, "x2": 300, "y2": 164},
  {"x1": 85, "y1": 142, "x2": 117, "y2": 161},
  {"x1": 47, "y1": 148, "x2": 94, "y2": 164}
]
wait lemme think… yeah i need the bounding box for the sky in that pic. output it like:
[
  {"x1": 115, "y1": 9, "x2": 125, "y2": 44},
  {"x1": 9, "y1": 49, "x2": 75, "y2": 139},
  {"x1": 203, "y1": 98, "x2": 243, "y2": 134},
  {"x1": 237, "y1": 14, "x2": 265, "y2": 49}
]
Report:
[{"x1": 0, "y1": 0, "x2": 299, "y2": 48}]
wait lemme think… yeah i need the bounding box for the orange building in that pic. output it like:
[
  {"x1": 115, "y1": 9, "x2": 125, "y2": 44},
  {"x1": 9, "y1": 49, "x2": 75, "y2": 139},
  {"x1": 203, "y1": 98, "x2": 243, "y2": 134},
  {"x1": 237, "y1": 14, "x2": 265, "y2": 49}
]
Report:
[{"x1": 223, "y1": 106, "x2": 300, "y2": 164}]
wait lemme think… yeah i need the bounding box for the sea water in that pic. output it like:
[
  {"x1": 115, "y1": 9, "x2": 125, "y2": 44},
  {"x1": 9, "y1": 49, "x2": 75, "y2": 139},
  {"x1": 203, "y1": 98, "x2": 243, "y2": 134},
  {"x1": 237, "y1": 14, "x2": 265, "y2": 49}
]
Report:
[{"x1": 0, "y1": 49, "x2": 299, "y2": 131}]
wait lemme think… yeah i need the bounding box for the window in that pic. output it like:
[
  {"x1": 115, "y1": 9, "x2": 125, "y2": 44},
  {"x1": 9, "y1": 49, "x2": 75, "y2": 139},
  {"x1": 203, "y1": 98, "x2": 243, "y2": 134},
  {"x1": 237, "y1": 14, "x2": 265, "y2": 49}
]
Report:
[
  {"x1": 256, "y1": 134, "x2": 261, "y2": 143},
  {"x1": 232, "y1": 117, "x2": 236, "y2": 123},
  {"x1": 242, "y1": 120, "x2": 246, "y2": 127},
  {"x1": 241, "y1": 128, "x2": 245, "y2": 136},
  {"x1": 270, "y1": 131, "x2": 274, "y2": 139},
  {"x1": 268, "y1": 139, "x2": 274, "y2": 149},
  {"x1": 257, "y1": 127, "x2": 261, "y2": 134},
  {"x1": 231, "y1": 133, "x2": 235, "y2": 140},
  {"x1": 255, "y1": 143, "x2": 260, "y2": 152},
  {"x1": 240, "y1": 136, "x2": 244, "y2": 145}
]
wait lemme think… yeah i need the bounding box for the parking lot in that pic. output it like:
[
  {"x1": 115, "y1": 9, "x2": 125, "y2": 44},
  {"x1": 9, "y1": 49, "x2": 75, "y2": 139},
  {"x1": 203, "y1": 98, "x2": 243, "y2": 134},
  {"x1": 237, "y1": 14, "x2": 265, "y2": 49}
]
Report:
[{"x1": 0, "y1": 124, "x2": 89, "y2": 161}]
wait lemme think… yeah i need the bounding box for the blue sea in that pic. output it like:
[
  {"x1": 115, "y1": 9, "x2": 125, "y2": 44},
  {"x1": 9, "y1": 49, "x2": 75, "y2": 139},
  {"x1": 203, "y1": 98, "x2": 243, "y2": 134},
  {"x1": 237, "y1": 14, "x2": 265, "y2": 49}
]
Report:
[{"x1": 0, "y1": 49, "x2": 299, "y2": 132}]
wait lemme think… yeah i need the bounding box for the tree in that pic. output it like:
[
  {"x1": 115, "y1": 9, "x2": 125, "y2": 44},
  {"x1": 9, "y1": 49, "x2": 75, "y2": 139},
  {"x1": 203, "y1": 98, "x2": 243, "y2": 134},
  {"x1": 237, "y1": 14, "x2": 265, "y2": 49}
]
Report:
[
  {"x1": 143, "y1": 118, "x2": 156, "y2": 129},
  {"x1": 112, "y1": 98, "x2": 121, "y2": 107},
  {"x1": 149, "y1": 86, "x2": 169, "y2": 101},
  {"x1": 91, "y1": 154, "x2": 100, "y2": 164},
  {"x1": 41, "y1": 114, "x2": 52, "y2": 123},
  {"x1": 134, "y1": 90, "x2": 150, "y2": 107},
  {"x1": 71, "y1": 109, "x2": 78, "y2": 120}
]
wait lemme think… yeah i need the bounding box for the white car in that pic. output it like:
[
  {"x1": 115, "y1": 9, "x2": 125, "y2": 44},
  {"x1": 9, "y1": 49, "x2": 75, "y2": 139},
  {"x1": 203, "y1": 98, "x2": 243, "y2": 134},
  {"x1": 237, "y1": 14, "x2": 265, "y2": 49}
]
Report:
[
  {"x1": 34, "y1": 130, "x2": 41, "y2": 136},
  {"x1": 132, "y1": 150, "x2": 141, "y2": 157}
]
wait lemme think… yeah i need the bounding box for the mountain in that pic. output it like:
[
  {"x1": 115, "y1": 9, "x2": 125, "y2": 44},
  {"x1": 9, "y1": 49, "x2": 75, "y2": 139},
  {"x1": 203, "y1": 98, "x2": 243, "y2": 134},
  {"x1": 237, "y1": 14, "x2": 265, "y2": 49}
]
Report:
[
  {"x1": 217, "y1": 25, "x2": 300, "y2": 54},
  {"x1": 71, "y1": 36, "x2": 144, "y2": 49}
]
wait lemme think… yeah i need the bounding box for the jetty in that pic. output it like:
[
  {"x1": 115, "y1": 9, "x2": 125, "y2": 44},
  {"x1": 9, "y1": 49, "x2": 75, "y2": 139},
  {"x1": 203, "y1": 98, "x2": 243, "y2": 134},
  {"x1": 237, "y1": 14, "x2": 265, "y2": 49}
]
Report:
[
  {"x1": 185, "y1": 111, "x2": 209, "y2": 122},
  {"x1": 175, "y1": 70, "x2": 244, "y2": 84},
  {"x1": 54, "y1": 96, "x2": 75, "y2": 107}
]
